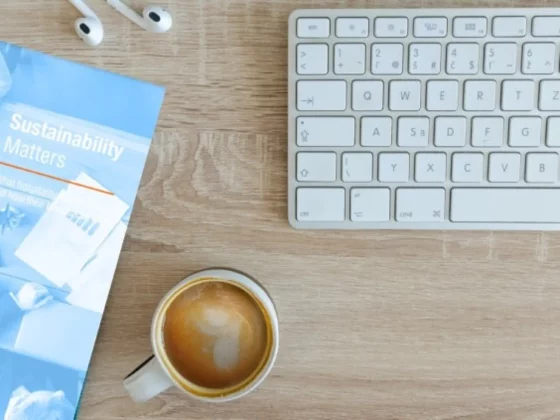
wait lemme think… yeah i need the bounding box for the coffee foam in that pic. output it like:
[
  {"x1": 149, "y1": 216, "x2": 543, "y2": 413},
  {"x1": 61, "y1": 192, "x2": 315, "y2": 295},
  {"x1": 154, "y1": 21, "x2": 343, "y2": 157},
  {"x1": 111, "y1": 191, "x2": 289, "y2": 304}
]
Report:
[{"x1": 162, "y1": 281, "x2": 269, "y2": 389}]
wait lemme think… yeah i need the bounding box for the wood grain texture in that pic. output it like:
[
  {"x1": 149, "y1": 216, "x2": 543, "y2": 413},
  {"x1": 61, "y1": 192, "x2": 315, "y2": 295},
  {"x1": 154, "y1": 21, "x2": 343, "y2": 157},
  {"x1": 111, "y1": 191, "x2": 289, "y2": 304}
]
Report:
[{"x1": 1, "y1": 0, "x2": 560, "y2": 419}]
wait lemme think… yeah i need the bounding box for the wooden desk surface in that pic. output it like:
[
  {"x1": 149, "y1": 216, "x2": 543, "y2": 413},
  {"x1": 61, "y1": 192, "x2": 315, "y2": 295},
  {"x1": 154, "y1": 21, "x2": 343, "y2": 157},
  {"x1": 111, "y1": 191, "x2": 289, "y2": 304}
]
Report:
[{"x1": 2, "y1": 0, "x2": 560, "y2": 419}]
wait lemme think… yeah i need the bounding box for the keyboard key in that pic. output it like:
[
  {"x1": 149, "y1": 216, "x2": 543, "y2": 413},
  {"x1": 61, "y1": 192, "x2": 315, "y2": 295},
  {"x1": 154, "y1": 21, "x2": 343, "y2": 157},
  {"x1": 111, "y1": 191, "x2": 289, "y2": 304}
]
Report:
[
  {"x1": 397, "y1": 117, "x2": 429, "y2": 147},
  {"x1": 493, "y1": 16, "x2": 526, "y2": 37},
  {"x1": 446, "y1": 43, "x2": 479, "y2": 75},
  {"x1": 452, "y1": 153, "x2": 484, "y2": 182},
  {"x1": 352, "y1": 80, "x2": 383, "y2": 111},
  {"x1": 463, "y1": 80, "x2": 496, "y2": 111},
  {"x1": 434, "y1": 117, "x2": 466, "y2": 147},
  {"x1": 297, "y1": 44, "x2": 328, "y2": 75},
  {"x1": 396, "y1": 188, "x2": 445, "y2": 222},
  {"x1": 296, "y1": 188, "x2": 345, "y2": 221},
  {"x1": 488, "y1": 153, "x2": 521, "y2": 182},
  {"x1": 409, "y1": 43, "x2": 441, "y2": 74},
  {"x1": 532, "y1": 17, "x2": 560, "y2": 37},
  {"x1": 415, "y1": 153, "x2": 446, "y2": 182},
  {"x1": 453, "y1": 17, "x2": 487, "y2": 37},
  {"x1": 336, "y1": 17, "x2": 369, "y2": 37},
  {"x1": 484, "y1": 43, "x2": 517, "y2": 74},
  {"x1": 350, "y1": 188, "x2": 390, "y2": 222},
  {"x1": 297, "y1": 152, "x2": 337, "y2": 181},
  {"x1": 413, "y1": 17, "x2": 447, "y2": 37},
  {"x1": 378, "y1": 153, "x2": 409, "y2": 182},
  {"x1": 389, "y1": 80, "x2": 421, "y2": 110},
  {"x1": 371, "y1": 43, "x2": 403, "y2": 75},
  {"x1": 334, "y1": 43, "x2": 366, "y2": 74},
  {"x1": 342, "y1": 153, "x2": 373, "y2": 182},
  {"x1": 508, "y1": 117, "x2": 541, "y2": 147},
  {"x1": 501, "y1": 80, "x2": 534, "y2": 111},
  {"x1": 547, "y1": 117, "x2": 560, "y2": 146},
  {"x1": 471, "y1": 117, "x2": 504, "y2": 147},
  {"x1": 361, "y1": 117, "x2": 392, "y2": 146},
  {"x1": 526, "y1": 153, "x2": 559, "y2": 183},
  {"x1": 375, "y1": 17, "x2": 408, "y2": 37},
  {"x1": 539, "y1": 81, "x2": 560, "y2": 111},
  {"x1": 297, "y1": 117, "x2": 355, "y2": 147},
  {"x1": 450, "y1": 188, "x2": 560, "y2": 222},
  {"x1": 297, "y1": 18, "x2": 330, "y2": 38},
  {"x1": 522, "y1": 43, "x2": 555, "y2": 75},
  {"x1": 426, "y1": 80, "x2": 458, "y2": 111},
  {"x1": 297, "y1": 80, "x2": 346, "y2": 111}
]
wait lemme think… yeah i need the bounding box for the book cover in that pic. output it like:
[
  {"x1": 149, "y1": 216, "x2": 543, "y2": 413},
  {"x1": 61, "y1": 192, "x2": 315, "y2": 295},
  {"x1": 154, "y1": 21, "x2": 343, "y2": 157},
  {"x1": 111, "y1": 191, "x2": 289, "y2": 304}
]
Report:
[{"x1": 0, "y1": 42, "x2": 165, "y2": 419}]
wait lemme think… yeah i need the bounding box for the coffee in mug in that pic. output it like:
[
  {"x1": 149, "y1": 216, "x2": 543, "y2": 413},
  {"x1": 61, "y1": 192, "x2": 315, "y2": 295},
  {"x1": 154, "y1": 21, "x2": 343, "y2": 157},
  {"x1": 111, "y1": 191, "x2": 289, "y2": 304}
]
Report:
[{"x1": 123, "y1": 268, "x2": 279, "y2": 403}]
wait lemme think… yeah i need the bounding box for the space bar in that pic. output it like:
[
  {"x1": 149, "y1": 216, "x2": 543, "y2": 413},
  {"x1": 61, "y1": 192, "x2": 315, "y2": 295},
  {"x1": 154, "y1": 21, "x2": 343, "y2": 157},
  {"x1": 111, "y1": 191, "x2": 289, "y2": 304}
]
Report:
[{"x1": 451, "y1": 188, "x2": 560, "y2": 223}]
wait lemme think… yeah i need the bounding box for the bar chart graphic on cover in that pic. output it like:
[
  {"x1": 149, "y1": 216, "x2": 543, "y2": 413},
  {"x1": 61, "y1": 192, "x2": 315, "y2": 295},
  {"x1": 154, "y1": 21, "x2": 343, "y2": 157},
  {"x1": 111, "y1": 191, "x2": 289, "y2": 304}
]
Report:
[{"x1": 0, "y1": 42, "x2": 165, "y2": 419}]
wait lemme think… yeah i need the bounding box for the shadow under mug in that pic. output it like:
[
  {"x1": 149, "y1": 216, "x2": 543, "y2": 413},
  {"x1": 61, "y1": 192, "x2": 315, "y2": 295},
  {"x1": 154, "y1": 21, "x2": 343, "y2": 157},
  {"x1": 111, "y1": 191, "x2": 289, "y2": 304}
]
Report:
[{"x1": 123, "y1": 268, "x2": 279, "y2": 403}]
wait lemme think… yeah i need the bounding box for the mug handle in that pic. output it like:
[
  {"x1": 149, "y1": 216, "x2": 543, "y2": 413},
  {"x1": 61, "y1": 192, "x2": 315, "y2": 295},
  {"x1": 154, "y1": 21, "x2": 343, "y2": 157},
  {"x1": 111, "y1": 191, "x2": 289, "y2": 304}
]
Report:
[{"x1": 123, "y1": 356, "x2": 174, "y2": 402}]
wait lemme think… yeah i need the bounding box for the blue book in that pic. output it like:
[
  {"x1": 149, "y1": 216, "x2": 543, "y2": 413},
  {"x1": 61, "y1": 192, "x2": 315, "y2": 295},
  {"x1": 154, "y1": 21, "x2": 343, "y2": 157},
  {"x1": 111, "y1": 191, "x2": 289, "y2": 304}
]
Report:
[{"x1": 0, "y1": 42, "x2": 165, "y2": 419}]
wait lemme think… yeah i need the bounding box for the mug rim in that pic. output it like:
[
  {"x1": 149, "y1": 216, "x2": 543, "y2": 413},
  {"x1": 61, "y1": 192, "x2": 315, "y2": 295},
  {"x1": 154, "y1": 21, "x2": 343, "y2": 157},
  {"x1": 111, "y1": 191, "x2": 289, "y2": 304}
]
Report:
[{"x1": 149, "y1": 267, "x2": 280, "y2": 403}]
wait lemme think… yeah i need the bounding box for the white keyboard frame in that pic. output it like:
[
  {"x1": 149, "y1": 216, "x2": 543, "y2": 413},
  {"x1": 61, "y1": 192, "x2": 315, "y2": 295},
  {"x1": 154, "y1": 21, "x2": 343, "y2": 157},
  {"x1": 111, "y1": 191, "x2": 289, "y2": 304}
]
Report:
[{"x1": 288, "y1": 8, "x2": 560, "y2": 231}]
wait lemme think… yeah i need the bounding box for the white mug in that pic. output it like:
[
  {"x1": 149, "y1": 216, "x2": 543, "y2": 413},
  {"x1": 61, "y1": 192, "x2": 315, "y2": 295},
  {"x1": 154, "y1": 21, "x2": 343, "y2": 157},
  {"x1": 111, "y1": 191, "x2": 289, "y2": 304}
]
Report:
[{"x1": 123, "y1": 268, "x2": 279, "y2": 403}]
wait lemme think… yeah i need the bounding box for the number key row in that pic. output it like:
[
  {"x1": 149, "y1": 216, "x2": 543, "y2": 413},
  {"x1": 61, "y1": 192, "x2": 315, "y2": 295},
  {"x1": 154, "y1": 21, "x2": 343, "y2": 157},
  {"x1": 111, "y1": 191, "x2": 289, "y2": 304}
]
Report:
[{"x1": 297, "y1": 42, "x2": 557, "y2": 75}]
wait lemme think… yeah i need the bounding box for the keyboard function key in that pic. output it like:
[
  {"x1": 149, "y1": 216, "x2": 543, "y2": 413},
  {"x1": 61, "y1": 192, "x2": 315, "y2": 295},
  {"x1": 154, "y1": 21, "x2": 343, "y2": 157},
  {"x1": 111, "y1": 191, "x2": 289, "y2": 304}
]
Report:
[
  {"x1": 471, "y1": 117, "x2": 504, "y2": 147},
  {"x1": 342, "y1": 153, "x2": 373, "y2": 182},
  {"x1": 539, "y1": 81, "x2": 560, "y2": 111},
  {"x1": 297, "y1": 152, "x2": 337, "y2": 182},
  {"x1": 297, "y1": 44, "x2": 328, "y2": 75},
  {"x1": 361, "y1": 117, "x2": 392, "y2": 146},
  {"x1": 434, "y1": 117, "x2": 467, "y2": 147},
  {"x1": 296, "y1": 117, "x2": 355, "y2": 147},
  {"x1": 508, "y1": 117, "x2": 541, "y2": 147},
  {"x1": 415, "y1": 153, "x2": 447, "y2": 182},
  {"x1": 522, "y1": 43, "x2": 555, "y2": 75},
  {"x1": 374, "y1": 17, "x2": 408, "y2": 37},
  {"x1": 413, "y1": 17, "x2": 448, "y2": 37},
  {"x1": 492, "y1": 16, "x2": 527, "y2": 37},
  {"x1": 350, "y1": 188, "x2": 391, "y2": 222},
  {"x1": 463, "y1": 80, "x2": 497, "y2": 111},
  {"x1": 409, "y1": 43, "x2": 441, "y2": 74},
  {"x1": 389, "y1": 80, "x2": 421, "y2": 111},
  {"x1": 378, "y1": 153, "x2": 410, "y2": 182},
  {"x1": 334, "y1": 43, "x2": 366, "y2": 74},
  {"x1": 453, "y1": 17, "x2": 487, "y2": 37},
  {"x1": 452, "y1": 153, "x2": 484, "y2": 183},
  {"x1": 336, "y1": 17, "x2": 369, "y2": 37},
  {"x1": 532, "y1": 16, "x2": 560, "y2": 37},
  {"x1": 397, "y1": 117, "x2": 429, "y2": 147},
  {"x1": 396, "y1": 188, "x2": 445, "y2": 222},
  {"x1": 547, "y1": 117, "x2": 560, "y2": 146},
  {"x1": 297, "y1": 80, "x2": 346, "y2": 111},
  {"x1": 484, "y1": 43, "x2": 517, "y2": 74},
  {"x1": 501, "y1": 80, "x2": 534, "y2": 111},
  {"x1": 352, "y1": 80, "x2": 383, "y2": 111},
  {"x1": 296, "y1": 188, "x2": 345, "y2": 222},
  {"x1": 426, "y1": 80, "x2": 459, "y2": 111},
  {"x1": 371, "y1": 43, "x2": 403, "y2": 75},
  {"x1": 488, "y1": 153, "x2": 521, "y2": 182},
  {"x1": 297, "y1": 18, "x2": 330, "y2": 38},
  {"x1": 525, "y1": 153, "x2": 559, "y2": 183},
  {"x1": 447, "y1": 43, "x2": 479, "y2": 75}
]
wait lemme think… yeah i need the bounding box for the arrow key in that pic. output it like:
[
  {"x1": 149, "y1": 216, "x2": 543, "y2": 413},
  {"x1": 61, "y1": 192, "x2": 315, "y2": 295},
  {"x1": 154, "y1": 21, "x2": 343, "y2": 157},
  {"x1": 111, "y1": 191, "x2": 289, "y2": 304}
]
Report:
[
  {"x1": 350, "y1": 188, "x2": 390, "y2": 222},
  {"x1": 297, "y1": 43, "x2": 328, "y2": 75}
]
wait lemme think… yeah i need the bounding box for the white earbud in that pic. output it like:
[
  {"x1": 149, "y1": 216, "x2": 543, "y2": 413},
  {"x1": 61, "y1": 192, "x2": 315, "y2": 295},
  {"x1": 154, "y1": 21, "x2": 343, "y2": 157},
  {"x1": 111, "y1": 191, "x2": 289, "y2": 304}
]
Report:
[
  {"x1": 68, "y1": 0, "x2": 104, "y2": 46},
  {"x1": 107, "y1": 0, "x2": 173, "y2": 33}
]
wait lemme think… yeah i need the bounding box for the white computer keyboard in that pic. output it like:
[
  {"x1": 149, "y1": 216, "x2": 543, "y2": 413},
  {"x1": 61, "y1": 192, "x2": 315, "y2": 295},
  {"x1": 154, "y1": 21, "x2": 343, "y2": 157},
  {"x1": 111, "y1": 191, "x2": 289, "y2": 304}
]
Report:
[{"x1": 288, "y1": 8, "x2": 560, "y2": 230}]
